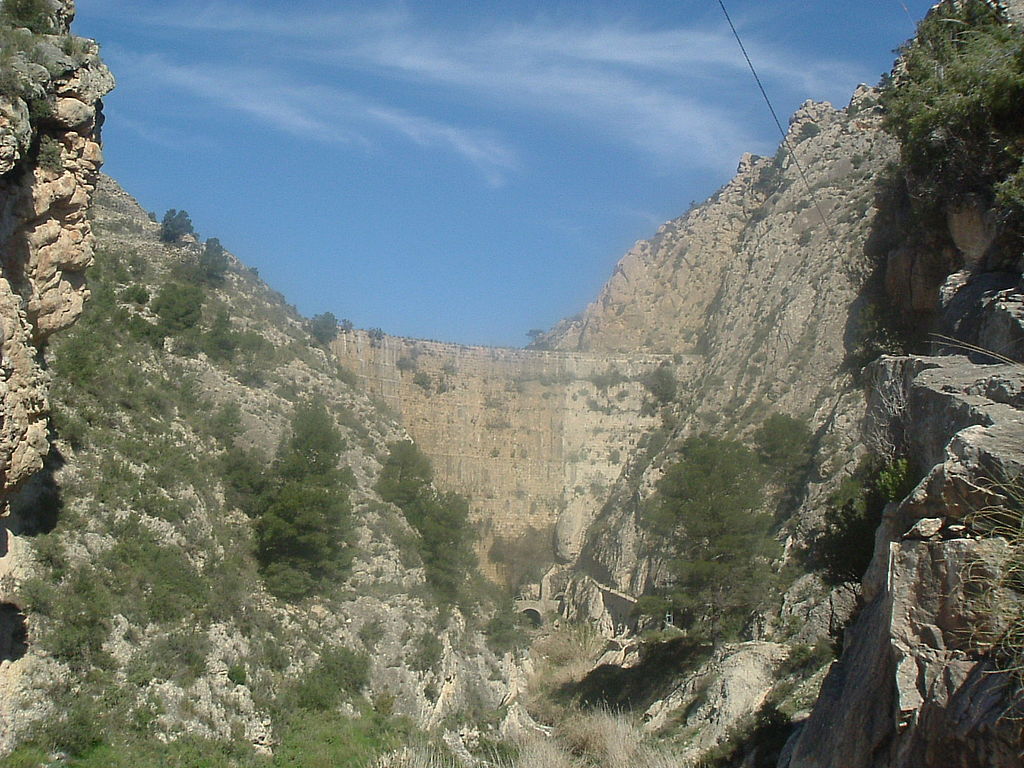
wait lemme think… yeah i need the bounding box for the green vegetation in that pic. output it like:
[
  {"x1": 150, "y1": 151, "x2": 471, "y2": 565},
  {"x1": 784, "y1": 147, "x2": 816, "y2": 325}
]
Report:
[
  {"x1": 589, "y1": 365, "x2": 627, "y2": 391},
  {"x1": 152, "y1": 281, "x2": 203, "y2": 334},
  {"x1": 159, "y1": 209, "x2": 196, "y2": 243},
  {"x1": 484, "y1": 602, "x2": 533, "y2": 654},
  {"x1": 882, "y1": 0, "x2": 1024, "y2": 245},
  {"x1": 754, "y1": 413, "x2": 814, "y2": 487},
  {"x1": 310, "y1": 311, "x2": 338, "y2": 345},
  {"x1": 251, "y1": 400, "x2": 354, "y2": 601},
  {"x1": 199, "y1": 237, "x2": 229, "y2": 283},
  {"x1": 0, "y1": 0, "x2": 53, "y2": 34},
  {"x1": 640, "y1": 435, "x2": 778, "y2": 640},
  {"x1": 812, "y1": 456, "x2": 914, "y2": 585},
  {"x1": 642, "y1": 364, "x2": 676, "y2": 404},
  {"x1": 376, "y1": 440, "x2": 477, "y2": 604},
  {"x1": 37, "y1": 134, "x2": 62, "y2": 171}
]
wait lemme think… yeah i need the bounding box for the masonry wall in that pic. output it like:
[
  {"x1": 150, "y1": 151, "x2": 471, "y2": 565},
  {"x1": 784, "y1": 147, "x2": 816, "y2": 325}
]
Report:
[{"x1": 333, "y1": 330, "x2": 691, "y2": 581}]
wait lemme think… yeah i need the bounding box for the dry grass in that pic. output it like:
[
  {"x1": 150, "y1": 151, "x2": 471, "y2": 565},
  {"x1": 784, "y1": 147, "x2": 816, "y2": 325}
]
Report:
[
  {"x1": 525, "y1": 623, "x2": 607, "y2": 722},
  {"x1": 964, "y1": 477, "x2": 1024, "y2": 681}
]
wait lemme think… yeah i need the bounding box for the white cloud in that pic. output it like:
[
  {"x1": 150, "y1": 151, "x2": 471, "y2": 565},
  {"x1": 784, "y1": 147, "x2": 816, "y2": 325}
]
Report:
[
  {"x1": 109, "y1": 50, "x2": 518, "y2": 182},
  {"x1": 92, "y1": 1, "x2": 865, "y2": 176}
]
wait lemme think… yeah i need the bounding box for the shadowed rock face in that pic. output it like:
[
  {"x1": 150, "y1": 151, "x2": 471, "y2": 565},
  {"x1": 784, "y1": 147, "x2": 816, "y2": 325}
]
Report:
[
  {"x1": 786, "y1": 355, "x2": 1024, "y2": 768},
  {"x1": 0, "y1": 0, "x2": 113, "y2": 496}
]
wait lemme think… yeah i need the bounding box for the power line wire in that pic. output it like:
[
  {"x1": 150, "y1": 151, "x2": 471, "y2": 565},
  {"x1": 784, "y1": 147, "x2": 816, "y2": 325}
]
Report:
[{"x1": 715, "y1": 0, "x2": 844, "y2": 255}]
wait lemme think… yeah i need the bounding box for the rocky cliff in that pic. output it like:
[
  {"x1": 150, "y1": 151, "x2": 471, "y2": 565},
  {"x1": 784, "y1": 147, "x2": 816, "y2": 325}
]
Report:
[
  {"x1": 0, "y1": 0, "x2": 112, "y2": 747},
  {"x1": 0, "y1": 171, "x2": 523, "y2": 758},
  {"x1": 525, "y1": 3, "x2": 1024, "y2": 765},
  {"x1": 0, "y1": 0, "x2": 112, "y2": 496},
  {"x1": 546, "y1": 86, "x2": 897, "y2": 628}
]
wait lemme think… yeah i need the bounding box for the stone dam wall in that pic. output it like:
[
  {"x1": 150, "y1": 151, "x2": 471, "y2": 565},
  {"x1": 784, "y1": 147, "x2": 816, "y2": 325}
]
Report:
[{"x1": 333, "y1": 330, "x2": 694, "y2": 581}]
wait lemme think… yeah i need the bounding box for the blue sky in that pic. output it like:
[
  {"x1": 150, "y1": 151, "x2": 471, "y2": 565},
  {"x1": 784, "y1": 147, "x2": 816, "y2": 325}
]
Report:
[{"x1": 76, "y1": 1, "x2": 934, "y2": 347}]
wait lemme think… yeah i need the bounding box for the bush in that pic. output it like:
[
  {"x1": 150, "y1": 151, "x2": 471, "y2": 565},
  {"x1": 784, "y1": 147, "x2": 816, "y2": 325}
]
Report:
[
  {"x1": 812, "y1": 456, "x2": 913, "y2": 585},
  {"x1": 31, "y1": 567, "x2": 112, "y2": 670},
  {"x1": 310, "y1": 312, "x2": 338, "y2": 345},
  {"x1": 151, "y1": 282, "x2": 204, "y2": 335},
  {"x1": 291, "y1": 646, "x2": 369, "y2": 711},
  {"x1": 159, "y1": 209, "x2": 196, "y2": 243},
  {"x1": 408, "y1": 631, "x2": 442, "y2": 672},
  {"x1": 882, "y1": 1, "x2": 1024, "y2": 243},
  {"x1": 641, "y1": 436, "x2": 777, "y2": 640},
  {"x1": 37, "y1": 134, "x2": 62, "y2": 171},
  {"x1": 484, "y1": 604, "x2": 531, "y2": 654},
  {"x1": 0, "y1": 0, "x2": 53, "y2": 34},
  {"x1": 376, "y1": 441, "x2": 477, "y2": 603},
  {"x1": 754, "y1": 413, "x2": 813, "y2": 481},
  {"x1": 196, "y1": 237, "x2": 229, "y2": 283},
  {"x1": 253, "y1": 400, "x2": 353, "y2": 601},
  {"x1": 120, "y1": 284, "x2": 149, "y2": 305},
  {"x1": 642, "y1": 364, "x2": 676, "y2": 404},
  {"x1": 412, "y1": 371, "x2": 432, "y2": 392}
]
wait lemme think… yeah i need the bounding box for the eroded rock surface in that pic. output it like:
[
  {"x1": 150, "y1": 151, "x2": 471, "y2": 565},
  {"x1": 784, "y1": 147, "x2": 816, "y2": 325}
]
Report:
[
  {"x1": 785, "y1": 354, "x2": 1024, "y2": 768},
  {"x1": 0, "y1": 0, "x2": 113, "y2": 494}
]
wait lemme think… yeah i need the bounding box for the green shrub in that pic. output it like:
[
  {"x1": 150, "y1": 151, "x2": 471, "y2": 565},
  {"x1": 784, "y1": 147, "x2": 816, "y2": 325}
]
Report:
[
  {"x1": 0, "y1": 0, "x2": 53, "y2": 34},
  {"x1": 253, "y1": 400, "x2": 353, "y2": 601},
  {"x1": 159, "y1": 209, "x2": 196, "y2": 243},
  {"x1": 641, "y1": 436, "x2": 777, "y2": 640},
  {"x1": 208, "y1": 401, "x2": 243, "y2": 446},
  {"x1": 408, "y1": 631, "x2": 442, "y2": 672},
  {"x1": 882, "y1": 0, "x2": 1024, "y2": 243},
  {"x1": 412, "y1": 371, "x2": 432, "y2": 392},
  {"x1": 642, "y1": 364, "x2": 676, "y2": 404},
  {"x1": 152, "y1": 282, "x2": 204, "y2": 335},
  {"x1": 227, "y1": 663, "x2": 247, "y2": 686},
  {"x1": 358, "y1": 618, "x2": 385, "y2": 650},
  {"x1": 35, "y1": 567, "x2": 112, "y2": 670},
  {"x1": 37, "y1": 134, "x2": 62, "y2": 171},
  {"x1": 754, "y1": 413, "x2": 813, "y2": 482},
  {"x1": 120, "y1": 284, "x2": 149, "y2": 305},
  {"x1": 811, "y1": 456, "x2": 913, "y2": 585},
  {"x1": 309, "y1": 312, "x2": 338, "y2": 345},
  {"x1": 589, "y1": 366, "x2": 626, "y2": 391},
  {"x1": 202, "y1": 308, "x2": 238, "y2": 360},
  {"x1": 376, "y1": 441, "x2": 477, "y2": 604},
  {"x1": 484, "y1": 605, "x2": 531, "y2": 655},
  {"x1": 291, "y1": 646, "x2": 369, "y2": 711},
  {"x1": 199, "y1": 237, "x2": 228, "y2": 283}
]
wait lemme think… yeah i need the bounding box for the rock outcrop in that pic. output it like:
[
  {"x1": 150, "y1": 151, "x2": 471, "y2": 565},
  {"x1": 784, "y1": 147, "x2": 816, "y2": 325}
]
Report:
[
  {"x1": 0, "y1": 0, "x2": 113, "y2": 495},
  {"x1": 546, "y1": 87, "x2": 898, "y2": 627},
  {"x1": 0, "y1": 0, "x2": 113, "y2": 751},
  {"x1": 785, "y1": 355, "x2": 1024, "y2": 768}
]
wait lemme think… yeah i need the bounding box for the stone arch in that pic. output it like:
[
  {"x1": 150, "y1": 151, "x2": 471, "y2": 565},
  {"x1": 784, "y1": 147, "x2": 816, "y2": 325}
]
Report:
[{"x1": 521, "y1": 607, "x2": 542, "y2": 627}]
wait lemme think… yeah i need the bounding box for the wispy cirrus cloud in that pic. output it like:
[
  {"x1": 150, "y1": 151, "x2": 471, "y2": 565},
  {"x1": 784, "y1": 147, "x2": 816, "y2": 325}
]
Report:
[
  {"x1": 93, "y1": 0, "x2": 863, "y2": 180},
  {"x1": 109, "y1": 49, "x2": 518, "y2": 184}
]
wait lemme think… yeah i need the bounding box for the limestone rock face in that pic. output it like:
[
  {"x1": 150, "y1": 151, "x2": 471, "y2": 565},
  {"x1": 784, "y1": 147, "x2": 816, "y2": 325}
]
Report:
[
  {"x1": 785, "y1": 354, "x2": 1024, "y2": 768},
  {"x1": 545, "y1": 89, "x2": 899, "y2": 622},
  {"x1": 643, "y1": 641, "x2": 789, "y2": 756},
  {"x1": 0, "y1": 10, "x2": 112, "y2": 750},
  {"x1": 0, "y1": 17, "x2": 113, "y2": 495},
  {"x1": 333, "y1": 330, "x2": 687, "y2": 580}
]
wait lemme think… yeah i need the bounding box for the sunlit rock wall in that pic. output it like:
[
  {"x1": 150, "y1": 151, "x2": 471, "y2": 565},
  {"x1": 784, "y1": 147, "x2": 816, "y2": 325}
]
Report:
[{"x1": 333, "y1": 330, "x2": 690, "y2": 580}]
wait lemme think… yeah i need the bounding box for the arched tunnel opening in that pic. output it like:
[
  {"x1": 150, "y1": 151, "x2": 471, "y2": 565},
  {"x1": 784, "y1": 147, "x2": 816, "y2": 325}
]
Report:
[
  {"x1": 521, "y1": 608, "x2": 542, "y2": 627},
  {"x1": 0, "y1": 604, "x2": 28, "y2": 663}
]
